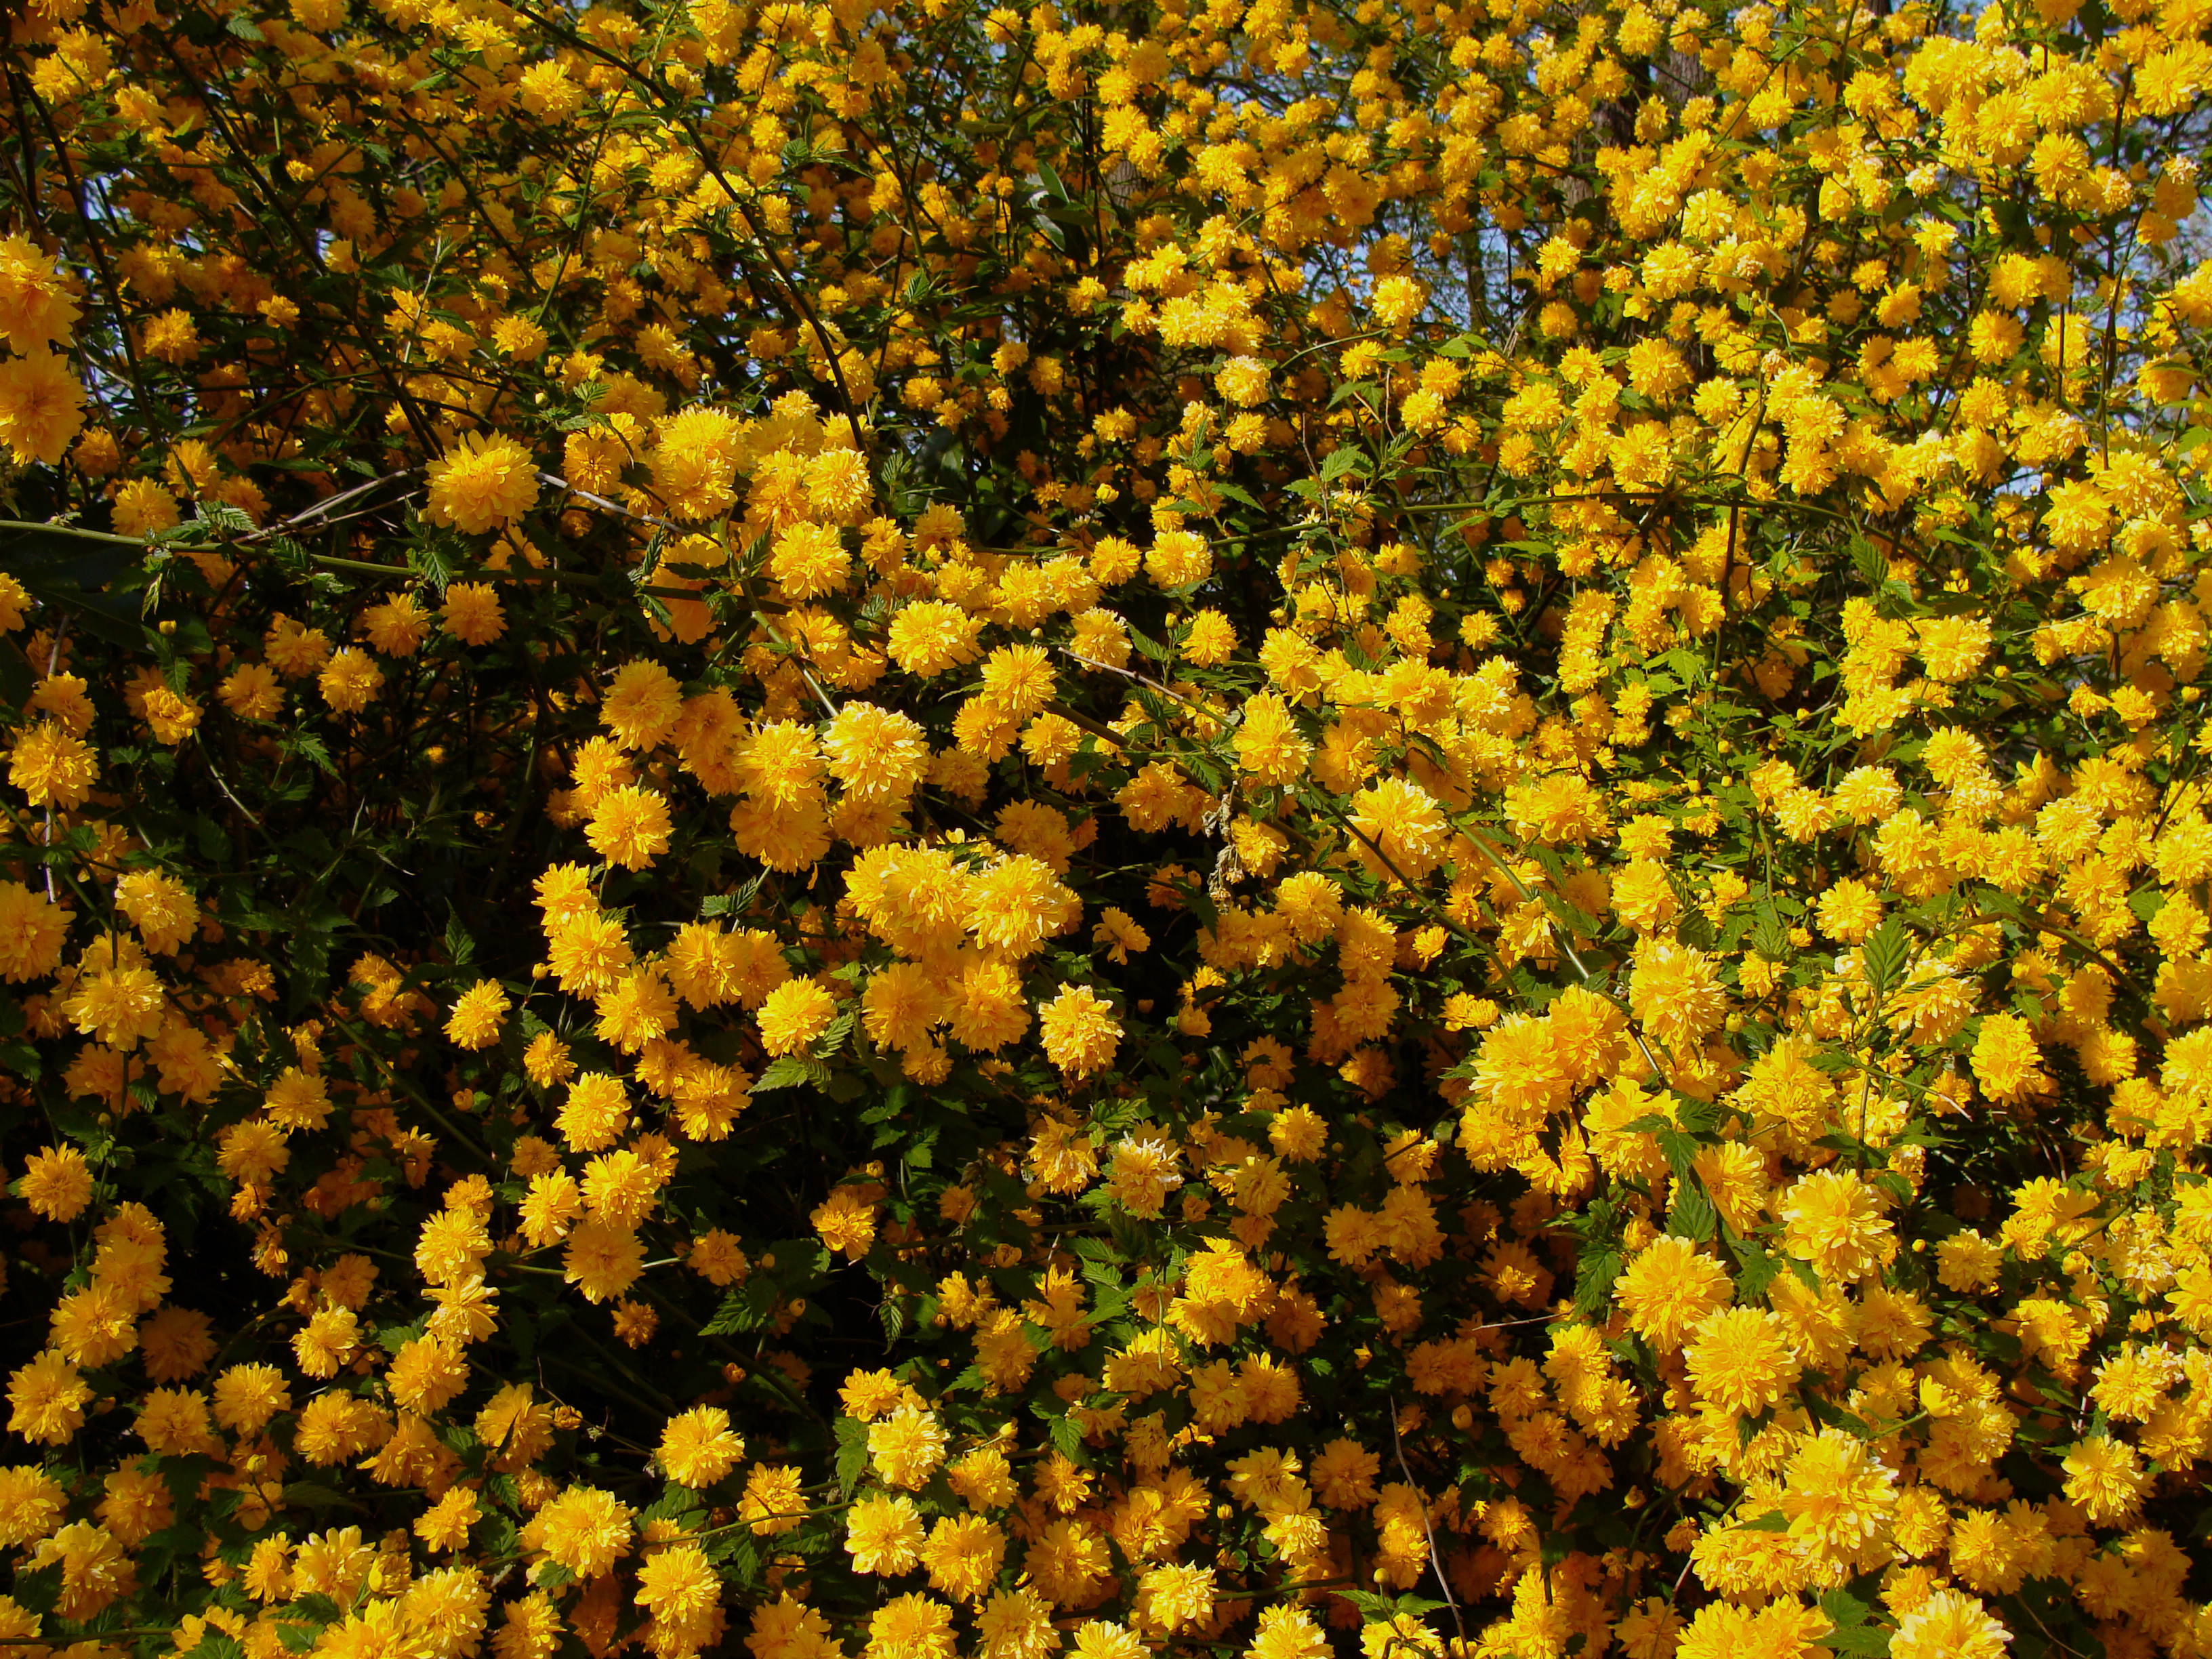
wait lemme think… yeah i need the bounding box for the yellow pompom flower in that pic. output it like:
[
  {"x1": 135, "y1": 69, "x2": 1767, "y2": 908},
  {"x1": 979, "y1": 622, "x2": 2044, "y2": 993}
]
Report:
[
  {"x1": 845, "y1": 1492, "x2": 925, "y2": 1574},
  {"x1": 60, "y1": 964, "x2": 165, "y2": 1049},
  {"x1": 659, "y1": 1406, "x2": 745, "y2": 1488},
  {"x1": 585, "y1": 785, "x2": 673, "y2": 870},
  {"x1": 1233, "y1": 691, "x2": 1310, "y2": 785},
  {"x1": 823, "y1": 702, "x2": 930, "y2": 800},
  {"x1": 1778, "y1": 1170, "x2": 1893, "y2": 1285},
  {"x1": 2060, "y1": 1433, "x2": 2147, "y2": 1523},
  {"x1": 1776, "y1": 1428, "x2": 1898, "y2": 1563},
  {"x1": 426, "y1": 432, "x2": 539, "y2": 535},
  {"x1": 1613, "y1": 1236, "x2": 1730, "y2": 1347},
  {"x1": 886, "y1": 600, "x2": 985, "y2": 678},
  {"x1": 561, "y1": 1219, "x2": 644, "y2": 1304},
  {"x1": 0, "y1": 350, "x2": 85, "y2": 465},
  {"x1": 1627, "y1": 941, "x2": 1727, "y2": 1048},
  {"x1": 440, "y1": 583, "x2": 506, "y2": 645},
  {"x1": 1891, "y1": 1591, "x2": 2011, "y2": 1659},
  {"x1": 867, "y1": 1404, "x2": 948, "y2": 1489},
  {"x1": 601, "y1": 660, "x2": 684, "y2": 751},
  {"x1": 0, "y1": 236, "x2": 82, "y2": 353},
  {"x1": 1971, "y1": 1012, "x2": 2050, "y2": 1102},
  {"x1": 19, "y1": 1145, "x2": 94, "y2": 1221},
  {"x1": 444, "y1": 980, "x2": 510, "y2": 1049},
  {"x1": 115, "y1": 869, "x2": 194, "y2": 955},
  {"x1": 920, "y1": 1515, "x2": 1005, "y2": 1604},
  {"x1": 9, "y1": 721, "x2": 97, "y2": 807},
  {"x1": 318, "y1": 647, "x2": 384, "y2": 714},
  {"x1": 7, "y1": 1351, "x2": 90, "y2": 1445},
  {"x1": 1039, "y1": 983, "x2": 1120, "y2": 1080},
  {"x1": 769, "y1": 522, "x2": 853, "y2": 599},
  {"x1": 758, "y1": 979, "x2": 836, "y2": 1056},
  {"x1": 523, "y1": 1486, "x2": 634, "y2": 1578},
  {"x1": 1684, "y1": 1307, "x2": 1801, "y2": 1414},
  {"x1": 634, "y1": 1541, "x2": 719, "y2": 1658}
]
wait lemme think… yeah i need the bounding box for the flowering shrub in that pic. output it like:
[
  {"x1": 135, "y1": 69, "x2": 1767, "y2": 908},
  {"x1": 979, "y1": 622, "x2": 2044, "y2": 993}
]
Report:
[{"x1": 2, "y1": 0, "x2": 2212, "y2": 1654}]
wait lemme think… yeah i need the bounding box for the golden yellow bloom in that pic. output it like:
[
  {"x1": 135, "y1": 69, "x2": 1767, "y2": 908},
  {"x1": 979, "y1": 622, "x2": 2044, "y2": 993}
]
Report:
[{"x1": 426, "y1": 432, "x2": 539, "y2": 535}]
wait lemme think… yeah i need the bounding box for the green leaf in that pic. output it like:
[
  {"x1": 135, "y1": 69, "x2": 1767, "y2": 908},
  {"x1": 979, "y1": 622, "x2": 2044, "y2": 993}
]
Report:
[
  {"x1": 1572, "y1": 1248, "x2": 1622, "y2": 1319},
  {"x1": 281, "y1": 1481, "x2": 360, "y2": 1513},
  {"x1": 1826, "y1": 1625, "x2": 1893, "y2": 1656},
  {"x1": 286, "y1": 731, "x2": 340, "y2": 776},
  {"x1": 1862, "y1": 919, "x2": 1909, "y2": 998},
  {"x1": 1654, "y1": 1126, "x2": 1700, "y2": 1181},
  {"x1": 753, "y1": 1056, "x2": 830, "y2": 1092},
  {"x1": 834, "y1": 1414, "x2": 869, "y2": 1498},
  {"x1": 408, "y1": 529, "x2": 462, "y2": 595},
  {"x1": 1667, "y1": 1179, "x2": 1717, "y2": 1242},
  {"x1": 701, "y1": 1280, "x2": 778, "y2": 1336},
  {"x1": 1818, "y1": 1589, "x2": 1871, "y2": 1629}
]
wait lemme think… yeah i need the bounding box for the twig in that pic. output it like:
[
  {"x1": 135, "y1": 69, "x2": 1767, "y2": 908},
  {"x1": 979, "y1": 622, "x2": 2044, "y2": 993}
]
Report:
[{"x1": 1387, "y1": 1395, "x2": 1468, "y2": 1653}]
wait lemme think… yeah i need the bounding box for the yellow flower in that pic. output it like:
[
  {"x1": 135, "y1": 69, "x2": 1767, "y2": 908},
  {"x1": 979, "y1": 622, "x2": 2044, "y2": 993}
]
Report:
[
  {"x1": 1613, "y1": 1235, "x2": 1730, "y2": 1347},
  {"x1": 445, "y1": 979, "x2": 510, "y2": 1049},
  {"x1": 868, "y1": 1593, "x2": 956, "y2": 1659},
  {"x1": 844, "y1": 1491, "x2": 924, "y2": 1574},
  {"x1": 9, "y1": 721, "x2": 96, "y2": 807},
  {"x1": 360, "y1": 594, "x2": 431, "y2": 657},
  {"x1": 758, "y1": 978, "x2": 836, "y2": 1057},
  {"x1": 2060, "y1": 1433, "x2": 2147, "y2": 1523},
  {"x1": 1684, "y1": 1307, "x2": 1801, "y2": 1414},
  {"x1": 1778, "y1": 1170, "x2": 1893, "y2": 1285},
  {"x1": 60, "y1": 964, "x2": 165, "y2": 1049},
  {"x1": 6, "y1": 1351, "x2": 89, "y2": 1445},
  {"x1": 1627, "y1": 941, "x2": 1727, "y2": 1048},
  {"x1": 20, "y1": 1144, "x2": 94, "y2": 1221},
  {"x1": 585, "y1": 785, "x2": 673, "y2": 869},
  {"x1": 523, "y1": 1486, "x2": 634, "y2": 1578},
  {"x1": 0, "y1": 349, "x2": 85, "y2": 464},
  {"x1": 318, "y1": 647, "x2": 384, "y2": 714},
  {"x1": 441, "y1": 583, "x2": 506, "y2": 644},
  {"x1": 561, "y1": 1218, "x2": 644, "y2": 1303},
  {"x1": 659, "y1": 1406, "x2": 745, "y2": 1488},
  {"x1": 634, "y1": 1542, "x2": 719, "y2": 1657},
  {"x1": 867, "y1": 1404, "x2": 948, "y2": 1489},
  {"x1": 1891, "y1": 1591, "x2": 2011, "y2": 1659},
  {"x1": 1776, "y1": 1427, "x2": 1898, "y2": 1563},
  {"x1": 426, "y1": 432, "x2": 539, "y2": 535},
  {"x1": 600, "y1": 660, "x2": 684, "y2": 750},
  {"x1": 1039, "y1": 983, "x2": 1120, "y2": 1079},
  {"x1": 0, "y1": 237, "x2": 81, "y2": 352},
  {"x1": 1971, "y1": 1012, "x2": 2049, "y2": 1102},
  {"x1": 920, "y1": 1514, "x2": 1004, "y2": 1603},
  {"x1": 1233, "y1": 691, "x2": 1310, "y2": 785},
  {"x1": 975, "y1": 1589, "x2": 1057, "y2": 1659}
]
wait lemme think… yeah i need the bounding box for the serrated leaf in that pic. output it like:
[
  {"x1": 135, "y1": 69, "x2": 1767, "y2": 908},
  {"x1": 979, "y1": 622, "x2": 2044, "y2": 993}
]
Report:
[
  {"x1": 1572, "y1": 1248, "x2": 1622, "y2": 1319},
  {"x1": 701, "y1": 1280, "x2": 777, "y2": 1335},
  {"x1": 1820, "y1": 1589, "x2": 1872, "y2": 1630},
  {"x1": 752, "y1": 1056, "x2": 829, "y2": 1092},
  {"x1": 445, "y1": 910, "x2": 476, "y2": 969},
  {"x1": 834, "y1": 1414, "x2": 869, "y2": 1498},
  {"x1": 1668, "y1": 1176, "x2": 1717, "y2": 1240},
  {"x1": 1654, "y1": 1126, "x2": 1700, "y2": 1181},
  {"x1": 1320, "y1": 444, "x2": 1366, "y2": 481},
  {"x1": 1862, "y1": 918, "x2": 1909, "y2": 998},
  {"x1": 1826, "y1": 1625, "x2": 1892, "y2": 1656}
]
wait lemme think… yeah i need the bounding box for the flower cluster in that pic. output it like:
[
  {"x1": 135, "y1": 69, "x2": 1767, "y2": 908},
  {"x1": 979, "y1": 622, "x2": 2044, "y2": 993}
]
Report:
[{"x1": 3, "y1": 0, "x2": 2212, "y2": 1656}]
